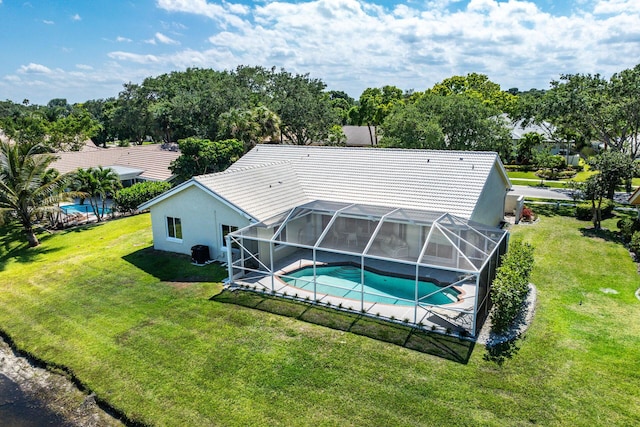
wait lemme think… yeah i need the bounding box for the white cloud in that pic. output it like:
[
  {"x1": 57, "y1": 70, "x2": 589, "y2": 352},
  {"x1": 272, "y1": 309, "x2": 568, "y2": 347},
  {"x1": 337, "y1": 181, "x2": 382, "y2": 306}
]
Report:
[
  {"x1": 6, "y1": 0, "x2": 640, "y2": 105},
  {"x1": 155, "y1": 32, "x2": 180, "y2": 45},
  {"x1": 76, "y1": 64, "x2": 94, "y2": 70},
  {"x1": 18, "y1": 63, "x2": 52, "y2": 74},
  {"x1": 116, "y1": 36, "x2": 132, "y2": 43},
  {"x1": 72, "y1": 13, "x2": 81, "y2": 21},
  {"x1": 156, "y1": 0, "x2": 249, "y2": 28},
  {"x1": 108, "y1": 51, "x2": 161, "y2": 64},
  {"x1": 43, "y1": 19, "x2": 54, "y2": 25},
  {"x1": 594, "y1": 0, "x2": 640, "y2": 14}
]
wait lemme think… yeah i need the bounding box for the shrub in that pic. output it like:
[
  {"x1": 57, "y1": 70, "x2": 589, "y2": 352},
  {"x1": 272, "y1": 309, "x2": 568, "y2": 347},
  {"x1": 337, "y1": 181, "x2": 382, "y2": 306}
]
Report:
[
  {"x1": 114, "y1": 181, "x2": 172, "y2": 214},
  {"x1": 630, "y1": 231, "x2": 640, "y2": 257},
  {"x1": 617, "y1": 217, "x2": 640, "y2": 242},
  {"x1": 521, "y1": 206, "x2": 534, "y2": 222},
  {"x1": 490, "y1": 240, "x2": 535, "y2": 334},
  {"x1": 576, "y1": 199, "x2": 615, "y2": 221}
]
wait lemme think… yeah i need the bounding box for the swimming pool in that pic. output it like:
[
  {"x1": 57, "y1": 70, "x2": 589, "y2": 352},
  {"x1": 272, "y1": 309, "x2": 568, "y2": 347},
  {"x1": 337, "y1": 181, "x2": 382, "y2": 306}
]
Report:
[
  {"x1": 280, "y1": 265, "x2": 460, "y2": 306},
  {"x1": 60, "y1": 204, "x2": 112, "y2": 215}
]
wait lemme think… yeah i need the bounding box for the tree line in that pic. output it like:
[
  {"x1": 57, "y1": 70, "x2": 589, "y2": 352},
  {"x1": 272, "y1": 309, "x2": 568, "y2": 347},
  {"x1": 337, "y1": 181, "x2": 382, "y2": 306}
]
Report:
[
  {"x1": 3, "y1": 63, "x2": 640, "y2": 245},
  {"x1": 2, "y1": 64, "x2": 640, "y2": 164}
]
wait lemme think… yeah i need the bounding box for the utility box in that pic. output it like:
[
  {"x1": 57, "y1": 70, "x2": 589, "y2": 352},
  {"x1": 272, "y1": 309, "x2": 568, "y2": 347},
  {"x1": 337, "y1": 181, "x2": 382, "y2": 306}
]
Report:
[{"x1": 191, "y1": 245, "x2": 210, "y2": 265}]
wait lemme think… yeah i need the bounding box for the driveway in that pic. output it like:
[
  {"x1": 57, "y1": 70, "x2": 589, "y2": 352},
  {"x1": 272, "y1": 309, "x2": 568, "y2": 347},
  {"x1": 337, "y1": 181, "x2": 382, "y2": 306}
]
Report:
[
  {"x1": 510, "y1": 185, "x2": 634, "y2": 204},
  {"x1": 510, "y1": 185, "x2": 574, "y2": 200}
]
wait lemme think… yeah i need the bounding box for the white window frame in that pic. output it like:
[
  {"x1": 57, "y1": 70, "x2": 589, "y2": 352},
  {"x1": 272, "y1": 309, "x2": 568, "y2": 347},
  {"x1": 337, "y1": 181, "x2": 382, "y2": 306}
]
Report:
[
  {"x1": 167, "y1": 216, "x2": 183, "y2": 242},
  {"x1": 221, "y1": 224, "x2": 239, "y2": 248}
]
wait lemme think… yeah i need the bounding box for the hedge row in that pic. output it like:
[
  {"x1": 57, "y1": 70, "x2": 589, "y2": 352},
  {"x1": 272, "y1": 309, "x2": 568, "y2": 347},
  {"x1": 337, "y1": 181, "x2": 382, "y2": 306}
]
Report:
[
  {"x1": 114, "y1": 181, "x2": 172, "y2": 213},
  {"x1": 490, "y1": 240, "x2": 535, "y2": 334}
]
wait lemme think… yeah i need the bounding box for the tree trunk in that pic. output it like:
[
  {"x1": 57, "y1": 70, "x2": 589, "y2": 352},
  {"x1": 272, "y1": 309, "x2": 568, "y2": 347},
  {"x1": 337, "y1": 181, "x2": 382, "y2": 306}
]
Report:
[
  {"x1": 24, "y1": 227, "x2": 40, "y2": 247},
  {"x1": 367, "y1": 123, "x2": 374, "y2": 146}
]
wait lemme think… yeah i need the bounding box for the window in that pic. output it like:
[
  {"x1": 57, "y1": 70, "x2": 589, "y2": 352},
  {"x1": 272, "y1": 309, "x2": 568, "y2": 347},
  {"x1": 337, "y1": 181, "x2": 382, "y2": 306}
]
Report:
[
  {"x1": 221, "y1": 224, "x2": 238, "y2": 248},
  {"x1": 167, "y1": 217, "x2": 182, "y2": 240}
]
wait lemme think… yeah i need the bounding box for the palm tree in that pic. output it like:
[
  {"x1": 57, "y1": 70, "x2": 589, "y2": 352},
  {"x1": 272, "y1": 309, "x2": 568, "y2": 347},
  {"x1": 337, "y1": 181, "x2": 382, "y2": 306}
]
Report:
[
  {"x1": 73, "y1": 167, "x2": 121, "y2": 221},
  {"x1": 0, "y1": 140, "x2": 75, "y2": 246}
]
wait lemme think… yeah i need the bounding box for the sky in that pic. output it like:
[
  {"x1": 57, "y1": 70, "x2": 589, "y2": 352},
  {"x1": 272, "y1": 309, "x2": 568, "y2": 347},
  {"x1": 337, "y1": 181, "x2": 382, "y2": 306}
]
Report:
[{"x1": 0, "y1": 0, "x2": 639, "y2": 105}]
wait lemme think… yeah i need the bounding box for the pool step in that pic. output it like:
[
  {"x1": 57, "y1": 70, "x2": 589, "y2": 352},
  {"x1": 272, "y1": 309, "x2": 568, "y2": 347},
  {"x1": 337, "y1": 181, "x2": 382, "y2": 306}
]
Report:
[{"x1": 333, "y1": 267, "x2": 362, "y2": 280}]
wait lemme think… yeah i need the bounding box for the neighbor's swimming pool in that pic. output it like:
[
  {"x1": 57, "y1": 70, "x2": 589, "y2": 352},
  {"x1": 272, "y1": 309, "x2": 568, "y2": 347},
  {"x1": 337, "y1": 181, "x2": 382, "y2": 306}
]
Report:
[
  {"x1": 280, "y1": 265, "x2": 460, "y2": 306},
  {"x1": 60, "y1": 204, "x2": 112, "y2": 215}
]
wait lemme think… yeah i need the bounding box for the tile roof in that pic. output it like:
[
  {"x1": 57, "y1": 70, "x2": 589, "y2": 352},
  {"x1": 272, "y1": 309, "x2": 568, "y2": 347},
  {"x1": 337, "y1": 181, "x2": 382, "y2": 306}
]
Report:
[
  {"x1": 51, "y1": 144, "x2": 180, "y2": 181},
  {"x1": 203, "y1": 145, "x2": 509, "y2": 221},
  {"x1": 195, "y1": 161, "x2": 311, "y2": 221}
]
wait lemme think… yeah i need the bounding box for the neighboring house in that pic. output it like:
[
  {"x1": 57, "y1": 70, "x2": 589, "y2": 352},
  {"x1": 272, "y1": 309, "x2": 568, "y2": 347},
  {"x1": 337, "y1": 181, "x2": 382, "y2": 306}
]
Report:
[
  {"x1": 342, "y1": 125, "x2": 377, "y2": 146},
  {"x1": 51, "y1": 142, "x2": 180, "y2": 185},
  {"x1": 628, "y1": 187, "x2": 640, "y2": 205},
  {"x1": 140, "y1": 145, "x2": 511, "y2": 337}
]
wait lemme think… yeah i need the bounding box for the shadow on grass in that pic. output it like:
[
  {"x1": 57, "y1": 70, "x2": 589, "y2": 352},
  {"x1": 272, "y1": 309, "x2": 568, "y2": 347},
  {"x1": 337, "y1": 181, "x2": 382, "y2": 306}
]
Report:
[
  {"x1": 0, "y1": 227, "x2": 61, "y2": 272},
  {"x1": 212, "y1": 289, "x2": 475, "y2": 364},
  {"x1": 529, "y1": 204, "x2": 577, "y2": 218},
  {"x1": 579, "y1": 227, "x2": 621, "y2": 244},
  {"x1": 483, "y1": 338, "x2": 521, "y2": 365},
  {"x1": 122, "y1": 246, "x2": 227, "y2": 283}
]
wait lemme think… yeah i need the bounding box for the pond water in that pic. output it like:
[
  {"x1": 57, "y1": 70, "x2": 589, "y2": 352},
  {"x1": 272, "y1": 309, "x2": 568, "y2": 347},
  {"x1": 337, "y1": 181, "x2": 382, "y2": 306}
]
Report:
[{"x1": 0, "y1": 374, "x2": 71, "y2": 427}]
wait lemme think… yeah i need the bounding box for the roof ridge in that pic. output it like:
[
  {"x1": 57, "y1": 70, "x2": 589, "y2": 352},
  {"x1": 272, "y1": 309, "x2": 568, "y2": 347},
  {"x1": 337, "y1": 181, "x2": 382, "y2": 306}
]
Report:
[{"x1": 252, "y1": 144, "x2": 499, "y2": 156}]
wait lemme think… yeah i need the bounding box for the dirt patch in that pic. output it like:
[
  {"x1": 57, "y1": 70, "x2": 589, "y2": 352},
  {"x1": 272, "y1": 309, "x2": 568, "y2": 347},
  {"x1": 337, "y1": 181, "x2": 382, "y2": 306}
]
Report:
[{"x1": 163, "y1": 281, "x2": 194, "y2": 290}]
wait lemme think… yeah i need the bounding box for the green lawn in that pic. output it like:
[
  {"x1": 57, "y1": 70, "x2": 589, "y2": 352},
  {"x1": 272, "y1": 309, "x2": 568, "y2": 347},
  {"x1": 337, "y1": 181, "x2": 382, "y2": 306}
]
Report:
[
  {"x1": 507, "y1": 170, "x2": 640, "y2": 190},
  {"x1": 0, "y1": 214, "x2": 639, "y2": 426}
]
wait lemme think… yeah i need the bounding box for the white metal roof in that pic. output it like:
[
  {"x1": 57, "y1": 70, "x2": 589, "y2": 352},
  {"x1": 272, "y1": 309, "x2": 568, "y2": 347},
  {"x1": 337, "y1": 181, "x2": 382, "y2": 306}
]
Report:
[
  {"x1": 143, "y1": 145, "x2": 510, "y2": 223},
  {"x1": 226, "y1": 145, "x2": 508, "y2": 220},
  {"x1": 195, "y1": 161, "x2": 312, "y2": 221}
]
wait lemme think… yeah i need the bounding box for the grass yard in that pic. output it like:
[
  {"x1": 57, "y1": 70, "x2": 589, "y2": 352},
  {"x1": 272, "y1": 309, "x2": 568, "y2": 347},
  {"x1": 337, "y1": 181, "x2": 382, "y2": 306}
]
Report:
[
  {"x1": 0, "y1": 213, "x2": 639, "y2": 426},
  {"x1": 507, "y1": 170, "x2": 640, "y2": 190}
]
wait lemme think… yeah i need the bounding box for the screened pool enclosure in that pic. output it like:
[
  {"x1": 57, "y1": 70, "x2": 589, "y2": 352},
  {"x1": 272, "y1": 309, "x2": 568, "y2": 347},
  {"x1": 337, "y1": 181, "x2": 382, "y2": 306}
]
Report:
[{"x1": 226, "y1": 200, "x2": 509, "y2": 337}]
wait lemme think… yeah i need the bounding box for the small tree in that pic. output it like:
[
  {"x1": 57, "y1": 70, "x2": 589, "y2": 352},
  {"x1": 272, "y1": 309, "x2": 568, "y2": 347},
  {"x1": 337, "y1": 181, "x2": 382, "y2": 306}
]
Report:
[
  {"x1": 169, "y1": 138, "x2": 244, "y2": 183},
  {"x1": 73, "y1": 167, "x2": 121, "y2": 221},
  {"x1": 589, "y1": 151, "x2": 634, "y2": 199},
  {"x1": 582, "y1": 173, "x2": 607, "y2": 230},
  {"x1": 326, "y1": 125, "x2": 347, "y2": 146}
]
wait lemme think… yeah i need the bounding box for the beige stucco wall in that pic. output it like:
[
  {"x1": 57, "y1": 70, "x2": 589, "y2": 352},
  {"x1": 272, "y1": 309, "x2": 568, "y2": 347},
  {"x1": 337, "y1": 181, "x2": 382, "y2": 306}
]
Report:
[
  {"x1": 149, "y1": 185, "x2": 251, "y2": 260},
  {"x1": 470, "y1": 166, "x2": 510, "y2": 227}
]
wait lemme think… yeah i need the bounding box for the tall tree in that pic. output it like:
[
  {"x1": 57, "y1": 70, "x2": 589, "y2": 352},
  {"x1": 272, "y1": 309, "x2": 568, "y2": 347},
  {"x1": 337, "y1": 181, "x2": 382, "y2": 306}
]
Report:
[
  {"x1": 0, "y1": 140, "x2": 76, "y2": 246},
  {"x1": 270, "y1": 69, "x2": 336, "y2": 145},
  {"x1": 380, "y1": 92, "x2": 511, "y2": 159},
  {"x1": 351, "y1": 86, "x2": 404, "y2": 145},
  {"x1": 543, "y1": 65, "x2": 640, "y2": 158},
  {"x1": 219, "y1": 106, "x2": 281, "y2": 152}
]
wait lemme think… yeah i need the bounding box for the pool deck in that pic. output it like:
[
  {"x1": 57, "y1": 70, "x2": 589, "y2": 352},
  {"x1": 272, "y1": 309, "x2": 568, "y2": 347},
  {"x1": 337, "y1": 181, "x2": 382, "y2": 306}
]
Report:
[{"x1": 230, "y1": 250, "x2": 478, "y2": 333}]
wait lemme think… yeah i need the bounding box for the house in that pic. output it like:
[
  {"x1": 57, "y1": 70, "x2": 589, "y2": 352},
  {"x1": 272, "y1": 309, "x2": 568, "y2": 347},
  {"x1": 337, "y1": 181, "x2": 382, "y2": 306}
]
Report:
[
  {"x1": 140, "y1": 145, "x2": 511, "y2": 337},
  {"x1": 51, "y1": 142, "x2": 180, "y2": 185},
  {"x1": 629, "y1": 187, "x2": 640, "y2": 205},
  {"x1": 341, "y1": 125, "x2": 377, "y2": 146}
]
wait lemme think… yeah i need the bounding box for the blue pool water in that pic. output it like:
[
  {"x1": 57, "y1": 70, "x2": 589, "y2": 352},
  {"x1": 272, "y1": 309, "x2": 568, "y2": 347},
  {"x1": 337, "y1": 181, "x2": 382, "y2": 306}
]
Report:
[
  {"x1": 281, "y1": 265, "x2": 459, "y2": 306},
  {"x1": 61, "y1": 204, "x2": 111, "y2": 215}
]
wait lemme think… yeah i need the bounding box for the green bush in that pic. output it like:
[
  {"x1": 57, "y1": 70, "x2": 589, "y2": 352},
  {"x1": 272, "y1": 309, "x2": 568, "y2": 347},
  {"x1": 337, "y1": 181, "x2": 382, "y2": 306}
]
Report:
[
  {"x1": 114, "y1": 181, "x2": 172, "y2": 214},
  {"x1": 575, "y1": 199, "x2": 615, "y2": 221},
  {"x1": 535, "y1": 169, "x2": 577, "y2": 180},
  {"x1": 630, "y1": 232, "x2": 640, "y2": 257},
  {"x1": 490, "y1": 240, "x2": 535, "y2": 334},
  {"x1": 617, "y1": 217, "x2": 640, "y2": 242}
]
